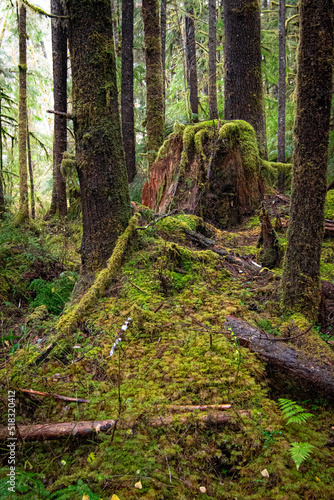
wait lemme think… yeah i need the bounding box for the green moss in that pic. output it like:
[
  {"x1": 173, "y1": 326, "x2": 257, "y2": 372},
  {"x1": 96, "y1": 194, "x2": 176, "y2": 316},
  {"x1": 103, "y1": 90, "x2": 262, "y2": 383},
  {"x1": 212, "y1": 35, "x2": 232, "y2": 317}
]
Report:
[
  {"x1": 324, "y1": 190, "x2": 334, "y2": 219},
  {"x1": 261, "y1": 160, "x2": 293, "y2": 187}
]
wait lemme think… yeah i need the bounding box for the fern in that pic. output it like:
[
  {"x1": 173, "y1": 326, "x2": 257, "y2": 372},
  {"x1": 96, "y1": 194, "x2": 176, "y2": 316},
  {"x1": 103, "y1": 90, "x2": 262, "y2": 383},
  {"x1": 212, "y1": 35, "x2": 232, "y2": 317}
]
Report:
[
  {"x1": 289, "y1": 442, "x2": 314, "y2": 470},
  {"x1": 278, "y1": 398, "x2": 314, "y2": 425}
]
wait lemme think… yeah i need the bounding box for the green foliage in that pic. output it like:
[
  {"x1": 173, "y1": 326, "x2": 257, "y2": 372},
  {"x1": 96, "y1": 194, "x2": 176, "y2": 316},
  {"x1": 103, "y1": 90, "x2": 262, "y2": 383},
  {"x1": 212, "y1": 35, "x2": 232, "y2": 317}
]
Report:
[
  {"x1": 28, "y1": 271, "x2": 77, "y2": 314},
  {"x1": 289, "y1": 442, "x2": 315, "y2": 471},
  {"x1": 278, "y1": 398, "x2": 314, "y2": 425}
]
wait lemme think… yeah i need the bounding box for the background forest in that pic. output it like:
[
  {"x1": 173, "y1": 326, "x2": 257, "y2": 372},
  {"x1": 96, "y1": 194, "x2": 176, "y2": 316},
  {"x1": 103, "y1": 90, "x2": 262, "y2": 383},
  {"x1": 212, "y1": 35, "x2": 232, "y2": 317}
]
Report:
[{"x1": 1, "y1": 1, "x2": 334, "y2": 500}]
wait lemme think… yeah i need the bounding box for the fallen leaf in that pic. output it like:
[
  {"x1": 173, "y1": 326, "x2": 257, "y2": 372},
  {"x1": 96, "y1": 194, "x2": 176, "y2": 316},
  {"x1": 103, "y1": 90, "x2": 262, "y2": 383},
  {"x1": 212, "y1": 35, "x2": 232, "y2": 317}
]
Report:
[
  {"x1": 261, "y1": 468, "x2": 269, "y2": 477},
  {"x1": 111, "y1": 495, "x2": 120, "y2": 500},
  {"x1": 199, "y1": 486, "x2": 206, "y2": 493},
  {"x1": 315, "y1": 476, "x2": 321, "y2": 482},
  {"x1": 82, "y1": 495, "x2": 90, "y2": 500},
  {"x1": 134, "y1": 481, "x2": 142, "y2": 489}
]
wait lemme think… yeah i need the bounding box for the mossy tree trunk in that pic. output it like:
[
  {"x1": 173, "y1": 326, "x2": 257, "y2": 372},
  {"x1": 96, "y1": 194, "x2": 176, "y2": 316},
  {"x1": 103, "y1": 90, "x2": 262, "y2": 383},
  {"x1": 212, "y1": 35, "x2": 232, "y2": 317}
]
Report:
[
  {"x1": 142, "y1": 0, "x2": 164, "y2": 166},
  {"x1": 49, "y1": 0, "x2": 67, "y2": 218},
  {"x1": 277, "y1": 0, "x2": 286, "y2": 166},
  {"x1": 209, "y1": 0, "x2": 218, "y2": 120},
  {"x1": 121, "y1": 0, "x2": 136, "y2": 183},
  {"x1": 281, "y1": 0, "x2": 334, "y2": 321},
  {"x1": 160, "y1": 0, "x2": 167, "y2": 100},
  {"x1": 0, "y1": 95, "x2": 5, "y2": 217},
  {"x1": 18, "y1": 2, "x2": 29, "y2": 221},
  {"x1": 27, "y1": 122, "x2": 35, "y2": 219},
  {"x1": 185, "y1": 6, "x2": 198, "y2": 116},
  {"x1": 224, "y1": 0, "x2": 268, "y2": 159},
  {"x1": 65, "y1": 0, "x2": 130, "y2": 273}
]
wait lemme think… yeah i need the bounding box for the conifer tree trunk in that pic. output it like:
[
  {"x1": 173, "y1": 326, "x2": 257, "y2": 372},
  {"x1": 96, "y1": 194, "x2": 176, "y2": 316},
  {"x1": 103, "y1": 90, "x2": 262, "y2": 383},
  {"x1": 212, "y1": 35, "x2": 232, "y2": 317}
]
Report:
[
  {"x1": 27, "y1": 123, "x2": 35, "y2": 219},
  {"x1": 277, "y1": 0, "x2": 286, "y2": 165},
  {"x1": 281, "y1": 0, "x2": 334, "y2": 321},
  {"x1": 49, "y1": 0, "x2": 67, "y2": 217},
  {"x1": 142, "y1": 0, "x2": 164, "y2": 165},
  {"x1": 161, "y1": 0, "x2": 167, "y2": 99},
  {"x1": 0, "y1": 95, "x2": 5, "y2": 217},
  {"x1": 121, "y1": 0, "x2": 136, "y2": 183},
  {"x1": 209, "y1": 0, "x2": 218, "y2": 119},
  {"x1": 224, "y1": 0, "x2": 267, "y2": 158},
  {"x1": 18, "y1": 3, "x2": 29, "y2": 221},
  {"x1": 185, "y1": 7, "x2": 198, "y2": 116},
  {"x1": 65, "y1": 0, "x2": 130, "y2": 273}
]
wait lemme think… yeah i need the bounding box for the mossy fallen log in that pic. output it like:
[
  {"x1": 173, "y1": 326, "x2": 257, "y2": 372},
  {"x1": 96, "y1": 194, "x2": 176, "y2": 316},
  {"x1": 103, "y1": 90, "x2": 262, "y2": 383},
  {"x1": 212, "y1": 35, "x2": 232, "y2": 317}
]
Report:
[
  {"x1": 142, "y1": 120, "x2": 292, "y2": 228},
  {"x1": 0, "y1": 411, "x2": 249, "y2": 441},
  {"x1": 224, "y1": 316, "x2": 334, "y2": 400},
  {"x1": 57, "y1": 214, "x2": 139, "y2": 334}
]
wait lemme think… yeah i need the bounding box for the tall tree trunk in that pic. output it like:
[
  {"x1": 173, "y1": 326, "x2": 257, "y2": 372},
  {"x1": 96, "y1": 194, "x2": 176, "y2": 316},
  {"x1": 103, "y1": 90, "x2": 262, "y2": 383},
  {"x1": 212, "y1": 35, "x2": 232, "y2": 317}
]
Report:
[
  {"x1": 27, "y1": 123, "x2": 35, "y2": 219},
  {"x1": 0, "y1": 95, "x2": 5, "y2": 217},
  {"x1": 49, "y1": 0, "x2": 67, "y2": 218},
  {"x1": 208, "y1": 0, "x2": 218, "y2": 120},
  {"x1": 281, "y1": 0, "x2": 334, "y2": 321},
  {"x1": 18, "y1": 2, "x2": 29, "y2": 221},
  {"x1": 65, "y1": 0, "x2": 130, "y2": 273},
  {"x1": 277, "y1": 0, "x2": 286, "y2": 165},
  {"x1": 121, "y1": 0, "x2": 136, "y2": 183},
  {"x1": 185, "y1": 7, "x2": 198, "y2": 116},
  {"x1": 224, "y1": 0, "x2": 268, "y2": 159},
  {"x1": 142, "y1": 0, "x2": 164, "y2": 165},
  {"x1": 161, "y1": 0, "x2": 167, "y2": 99},
  {"x1": 263, "y1": 0, "x2": 268, "y2": 7}
]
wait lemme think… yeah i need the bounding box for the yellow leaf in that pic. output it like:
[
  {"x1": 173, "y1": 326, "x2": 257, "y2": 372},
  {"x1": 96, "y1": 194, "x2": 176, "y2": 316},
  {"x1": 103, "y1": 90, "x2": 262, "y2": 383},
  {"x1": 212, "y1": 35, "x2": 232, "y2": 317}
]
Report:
[
  {"x1": 315, "y1": 476, "x2": 321, "y2": 482},
  {"x1": 111, "y1": 496, "x2": 120, "y2": 500},
  {"x1": 82, "y1": 495, "x2": 90, "y2": 500},
  {"x1": 134, "y1": 480, "x2": 142, "y2": 489}
]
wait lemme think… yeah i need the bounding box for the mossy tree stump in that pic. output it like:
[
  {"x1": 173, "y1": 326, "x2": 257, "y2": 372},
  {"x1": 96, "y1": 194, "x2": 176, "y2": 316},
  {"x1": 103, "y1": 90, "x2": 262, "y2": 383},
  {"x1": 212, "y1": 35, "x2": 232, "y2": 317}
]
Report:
[{"x1": 142, "y1": 120, "x2": 282, "y2": 228}]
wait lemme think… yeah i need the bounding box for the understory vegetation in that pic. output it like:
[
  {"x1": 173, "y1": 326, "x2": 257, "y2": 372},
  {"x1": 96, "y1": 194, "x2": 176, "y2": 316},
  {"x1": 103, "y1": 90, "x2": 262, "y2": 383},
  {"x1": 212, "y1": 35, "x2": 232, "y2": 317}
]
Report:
[{"x1": 1, "y1": 201, "x2": 334, "y2": 500}]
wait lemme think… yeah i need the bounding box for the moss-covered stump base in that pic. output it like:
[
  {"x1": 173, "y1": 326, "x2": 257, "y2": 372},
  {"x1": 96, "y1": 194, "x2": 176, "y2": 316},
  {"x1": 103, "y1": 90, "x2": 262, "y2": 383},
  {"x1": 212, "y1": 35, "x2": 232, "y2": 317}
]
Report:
[{"x1": 142, "y1": 120, "x2": 290, "y2": 228}]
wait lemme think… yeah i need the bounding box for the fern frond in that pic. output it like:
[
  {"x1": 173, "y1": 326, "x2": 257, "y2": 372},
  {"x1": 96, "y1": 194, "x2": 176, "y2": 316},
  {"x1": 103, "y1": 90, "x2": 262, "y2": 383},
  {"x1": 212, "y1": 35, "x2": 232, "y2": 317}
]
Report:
[
  {"x1": 278, "y1": 398, "x2": 314, "y2": 425},
  {"x1": 289, "y1": 442, "x2": 314, "y2": 470}
]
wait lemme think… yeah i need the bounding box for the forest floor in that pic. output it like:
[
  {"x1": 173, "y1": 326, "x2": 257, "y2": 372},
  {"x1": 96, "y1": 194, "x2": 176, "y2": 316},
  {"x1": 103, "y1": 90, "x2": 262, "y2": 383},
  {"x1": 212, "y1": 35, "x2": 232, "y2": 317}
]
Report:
[{"x1": 1, "y1": 195, "x2": 334, "y2": 500}]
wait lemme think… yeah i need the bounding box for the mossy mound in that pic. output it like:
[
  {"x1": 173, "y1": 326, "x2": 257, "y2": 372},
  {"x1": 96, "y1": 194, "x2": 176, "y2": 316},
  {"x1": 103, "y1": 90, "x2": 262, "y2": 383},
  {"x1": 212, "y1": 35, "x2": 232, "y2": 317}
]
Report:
[
  {"x1": 142, "y1": 120, "x2": 291, "y2": 229},
  {"x1": 2, "y1": 212, "x2": 334, "y2": 500}
]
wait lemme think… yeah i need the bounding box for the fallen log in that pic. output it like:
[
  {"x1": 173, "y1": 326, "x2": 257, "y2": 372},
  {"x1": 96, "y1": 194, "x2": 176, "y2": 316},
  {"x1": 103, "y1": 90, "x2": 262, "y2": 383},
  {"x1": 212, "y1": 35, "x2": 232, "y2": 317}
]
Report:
[
  {"x1": 281, "y1": 218, "x2": 334, "y2": 238},
  {"x1": 0, "y1": 411, "x2": 249, "y2": 442},
  {"x1": 224, "y1": 316, "x2": 334, "y2": 400}
]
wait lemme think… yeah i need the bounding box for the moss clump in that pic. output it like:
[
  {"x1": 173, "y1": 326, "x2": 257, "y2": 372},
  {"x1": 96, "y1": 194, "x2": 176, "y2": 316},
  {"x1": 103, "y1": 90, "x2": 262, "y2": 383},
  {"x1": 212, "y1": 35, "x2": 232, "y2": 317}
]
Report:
[
  {"x1": 261, "y1": 159, "x2": 292, "y2": 188},
  {"x1": 26, "y1": 305, "x2": 49, "y2": 325},
  {"x1": 324, "y1": 190, "x2": 334, "y2": 219}
]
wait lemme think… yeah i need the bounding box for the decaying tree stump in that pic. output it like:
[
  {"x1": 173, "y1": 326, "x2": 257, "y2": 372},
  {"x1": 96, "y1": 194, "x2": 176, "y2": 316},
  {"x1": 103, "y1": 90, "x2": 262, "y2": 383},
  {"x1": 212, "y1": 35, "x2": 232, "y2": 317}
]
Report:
[
  {"x1": 142, "y1": 120, "x2": 271, "y2": 228},
  {"x1": 258, "y1": 205, "x2": 282, "y2": 268}
]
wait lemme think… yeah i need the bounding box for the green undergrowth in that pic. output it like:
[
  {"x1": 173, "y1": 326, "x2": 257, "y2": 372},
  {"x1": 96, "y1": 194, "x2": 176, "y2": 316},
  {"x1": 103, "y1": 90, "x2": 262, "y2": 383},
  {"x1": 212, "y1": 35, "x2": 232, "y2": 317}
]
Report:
[{"x1": 1, "y1": 212, "x2": 334, "y2": 499}]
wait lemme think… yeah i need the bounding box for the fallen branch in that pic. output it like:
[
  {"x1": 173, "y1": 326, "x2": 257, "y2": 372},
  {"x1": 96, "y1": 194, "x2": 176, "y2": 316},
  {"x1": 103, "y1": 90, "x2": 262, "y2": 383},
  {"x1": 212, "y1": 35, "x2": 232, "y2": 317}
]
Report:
[
  {"x1": 224, "y1": 316, "x2": 334, "y2": 400},
  {"x1": 160, "y1": 404, "x2": 231, "y2": 412},
  {"x1": 0, "y1": 411, "x2": 249, "y2": 442},
  {"x1": 47, "y1": 110, "x2": 73, "y2": 120},
  {"x1": 19, "y1": 388, "x2": 89, "y2": 403}
]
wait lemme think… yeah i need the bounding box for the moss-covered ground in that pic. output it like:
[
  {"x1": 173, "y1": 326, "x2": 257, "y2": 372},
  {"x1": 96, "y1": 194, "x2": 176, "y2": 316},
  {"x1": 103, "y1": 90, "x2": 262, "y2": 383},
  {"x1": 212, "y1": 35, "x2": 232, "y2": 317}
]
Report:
[{"x1": 1, "y1": 204, "x2": 334, "y2": 499}]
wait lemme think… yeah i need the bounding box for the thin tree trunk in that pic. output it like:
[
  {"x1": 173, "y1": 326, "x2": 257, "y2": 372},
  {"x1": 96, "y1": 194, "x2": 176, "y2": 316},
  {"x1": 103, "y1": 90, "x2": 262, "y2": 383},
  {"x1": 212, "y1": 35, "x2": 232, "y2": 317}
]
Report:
[
  {"x1": 161, "y1": 0, "x2": 167, "y2": 99},
  {"x1": 0, "y1": 95, "x2": 5, "y2": 217},
  {"x1": 277, "y1": 0, "x2": 286, "y2": 170},
  {"x1": 27, "y1": 123, "x2": 35, "y2": 219},
  {"x1": 49, "y1": 0, "x2": 67, "y2": 218},
  {"x1": 281, "y1": 0, "x2": 334, "y2": 321},
  {"x1": 224, "y1": 0, "x2": 268, "y2": 159},
  {"x1": 121, "y1": 0, "x2": 136, "y2": 182},
  {"x1": 18, "y1": 2, "x2": 29, "y2": 221},
  {"x1": 209, "y1": 0, "x2": 218, "y2": 120},
  {"x1": 65, "y1": 0, "x2": 130, "y2": 273},
  {"x1": 185, "y1": 7, "x2": 198, "y2": 116},
  {"x1": 142, "y1": 0, "x2": 165, "y2": 166},
  {"x1": 263, "y1": 0, "x2": 268, "y2": 7}
]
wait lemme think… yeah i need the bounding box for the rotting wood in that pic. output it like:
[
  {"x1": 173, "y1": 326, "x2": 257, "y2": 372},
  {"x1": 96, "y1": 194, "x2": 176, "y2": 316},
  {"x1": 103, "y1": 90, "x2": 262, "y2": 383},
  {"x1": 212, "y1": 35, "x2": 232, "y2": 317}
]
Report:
[
  {"x1": 224, "y1": 316, "x2": 334, "y2": 400},
  {"x1": 0, "y1": 411, "x2": 249, "y2": 441},
  {"x1": 19, "y1": 388, "x2": 89, "y2": 403},
  {"x1": 159, "y1": 404, "x2": 231, "y2": 411}
]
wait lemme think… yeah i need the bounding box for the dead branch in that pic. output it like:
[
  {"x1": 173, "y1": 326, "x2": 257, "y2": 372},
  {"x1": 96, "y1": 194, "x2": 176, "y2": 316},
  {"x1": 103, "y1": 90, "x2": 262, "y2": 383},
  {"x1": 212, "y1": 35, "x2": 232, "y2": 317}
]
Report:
[{"x1": 19, "y1": 388, "x2": 89, "y2": 403}]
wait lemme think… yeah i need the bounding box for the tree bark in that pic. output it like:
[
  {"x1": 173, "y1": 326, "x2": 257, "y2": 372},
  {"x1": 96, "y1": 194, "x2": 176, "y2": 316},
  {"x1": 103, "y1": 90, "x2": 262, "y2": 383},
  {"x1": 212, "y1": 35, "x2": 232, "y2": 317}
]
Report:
[
  {"x1": 277, "y1": 0, "x2": 286, "y2": 168},
  {"x1": 281, "y1": 0, "x2": 334, "y2": 321},
  {"x1": 65, "y1": 0, "x2": 130, "y2": 273},
  {"x1": 0, "y1": 95, "x2": 5, "y2": 217},
  {"x1": 224, "y1": 0, "x2": 268, "y2": 159},
  {"x1": 209, "y1": 0, "x2": 218, "y2": 120},
  {"x1": 18, "y1": 3, "x2": 29, "y2": 221},
  {"x1": 27, "y1": 123, "x2": 35, "y2": 219},
  {"x1": 224, "y1": 316, "x2": 334, "y2": 400},
  {"x1": 142, "y1": 0, "x2": 165, "y2": 166},
  {"x1": 185, "y1": 7, "x2": 198, "y2": 116},
  {"x1": 121, "y1": 0, "x2": 136, "y2": 183},
  {"x1": 160, "y1": 0, "x2": 167, "y2": 100},
  {"x1": 49, "y1": 0, "x2": 67, "y2": 218}
]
